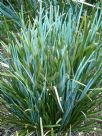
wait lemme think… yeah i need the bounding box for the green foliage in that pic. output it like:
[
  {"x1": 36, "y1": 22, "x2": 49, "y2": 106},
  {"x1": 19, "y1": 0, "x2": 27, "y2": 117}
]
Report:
[
  {"x1": 0, "y1": 0, "x2": 101, "y2": 37},
  {"x1": 0, "y1": 4, "x2": 102, "y2": 135}
]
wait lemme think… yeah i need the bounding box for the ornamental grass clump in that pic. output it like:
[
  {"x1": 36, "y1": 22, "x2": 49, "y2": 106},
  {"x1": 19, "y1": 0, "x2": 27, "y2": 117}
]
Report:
[{"x1": 0, "y1": 5, "x2": 102, "y2": 135}]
